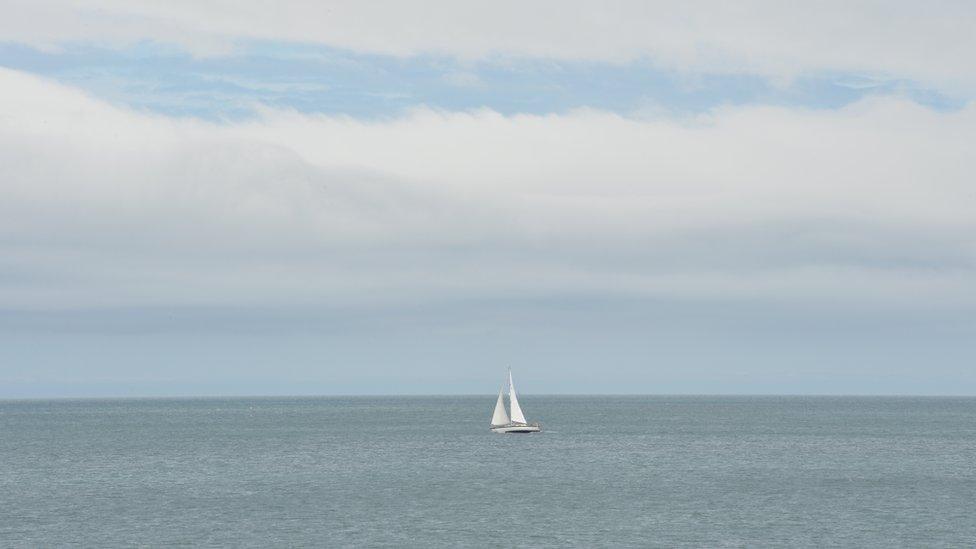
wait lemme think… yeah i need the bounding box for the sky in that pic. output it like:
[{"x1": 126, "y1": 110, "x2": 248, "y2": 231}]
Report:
[{"x1": 1, "y1": 1, "x2": 975, "y2": 397}]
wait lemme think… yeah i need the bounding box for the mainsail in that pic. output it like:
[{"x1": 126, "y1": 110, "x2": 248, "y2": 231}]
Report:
[
  {"x1": 508, "y1": 370, "x2": 527, "y2": 424},
  {"x1": 490, "y1": 387, "x2": 510, "y2": 426}
]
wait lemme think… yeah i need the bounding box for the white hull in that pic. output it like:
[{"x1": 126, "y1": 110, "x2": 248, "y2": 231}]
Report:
[{"x1": 490, "y1": 423, "x2": 541, "y2": 433}]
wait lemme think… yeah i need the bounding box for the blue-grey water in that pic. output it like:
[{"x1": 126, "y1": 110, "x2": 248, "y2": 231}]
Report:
[{"x1": 2, "y1": 396, "x2": 975, "y2": 547}]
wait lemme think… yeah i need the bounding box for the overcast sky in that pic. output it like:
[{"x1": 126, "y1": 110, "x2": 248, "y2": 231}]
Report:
[{"x1": 2, "y1": 1, "x2": 975, "y2": 397}]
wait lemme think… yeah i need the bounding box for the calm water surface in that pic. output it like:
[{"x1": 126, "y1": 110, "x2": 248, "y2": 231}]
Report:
[{"x1": 2, "y1": 396, "x2": 975, "y2": 547}]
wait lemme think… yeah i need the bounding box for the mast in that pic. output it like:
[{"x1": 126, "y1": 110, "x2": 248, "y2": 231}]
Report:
[
  {"x1": 490, "y1": 386, "x2": 509, "y2": 426},
  {"x1": 508, "y1": 368, "x2": 527, "y2": 424}
]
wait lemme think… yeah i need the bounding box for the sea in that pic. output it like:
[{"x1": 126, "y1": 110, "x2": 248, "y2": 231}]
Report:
[{"x1": 2, "y1": 396, "x2": 975, "y2": 547}]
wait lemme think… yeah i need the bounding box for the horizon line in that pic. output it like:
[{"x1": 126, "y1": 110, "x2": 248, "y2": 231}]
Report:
[{"x1": 3, "y1": 392, "x2": 976, "y2": 402}]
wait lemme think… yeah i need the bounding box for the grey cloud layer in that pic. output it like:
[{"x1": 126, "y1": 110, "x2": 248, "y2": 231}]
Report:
[
  {"x1": 3, "y1": 1, "x2": 976, "y2": 92},
  {"x1": 2, "y1": 68, "x2": 974, "y2": 310}
]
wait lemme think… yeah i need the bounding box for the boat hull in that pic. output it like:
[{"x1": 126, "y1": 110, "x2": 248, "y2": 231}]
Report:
[{"x1": 490, "y1": 423, "x2": 541, "y2": 433}]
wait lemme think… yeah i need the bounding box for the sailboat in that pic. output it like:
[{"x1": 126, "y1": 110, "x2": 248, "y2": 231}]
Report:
[{"x1": 490, "y1": 369, "x2": 542, "y2": 433}]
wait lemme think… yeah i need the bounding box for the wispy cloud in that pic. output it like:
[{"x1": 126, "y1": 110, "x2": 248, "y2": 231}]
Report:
[
  {"x1": 1, "y1": 42, "x2": 962, "y2": 121},
  {"x1": 4, "y1": 1, "x2": 975, "y2": 94}
]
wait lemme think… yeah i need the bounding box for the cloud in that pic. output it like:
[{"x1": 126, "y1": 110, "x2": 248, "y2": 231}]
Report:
[
  {"x1": 1, "y1": 67, "x2": 975, "y2": 311},
  {"x1": 4, "y1": 1, "x2": 976, "y2": 95}
]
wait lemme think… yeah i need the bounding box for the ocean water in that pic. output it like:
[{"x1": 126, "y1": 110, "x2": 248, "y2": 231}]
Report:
[{"x1": 2, "y1": 396, "x2": 975, "y2": 547}]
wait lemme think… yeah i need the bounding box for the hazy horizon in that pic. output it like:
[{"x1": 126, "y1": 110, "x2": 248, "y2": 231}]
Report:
[{"x1": 7, "y1": 394, "x2": 976, "y2": 403}]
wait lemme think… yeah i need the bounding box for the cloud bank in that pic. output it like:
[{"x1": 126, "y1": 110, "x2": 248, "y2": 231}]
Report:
[
  {"x1": 3, "y1": 1, "x2": 976, "y2": 93},
  {"x1": 2, "y1": 67, "x2": 974, "y2": 312}
]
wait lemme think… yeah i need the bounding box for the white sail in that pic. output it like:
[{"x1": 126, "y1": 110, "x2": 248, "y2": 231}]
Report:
[
  {"x1": 490, "y1": 387, "x2": 510, "y2": 426},
  {"x1": 508, "y1": 370, "x2": 527, "y2": 424}
]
